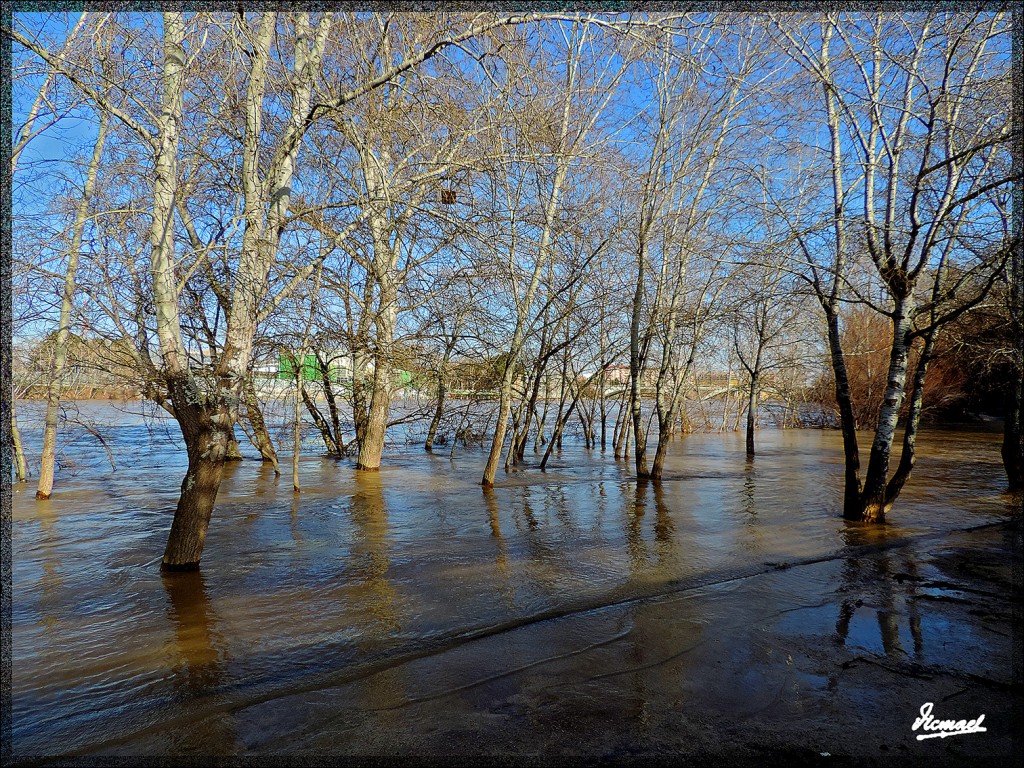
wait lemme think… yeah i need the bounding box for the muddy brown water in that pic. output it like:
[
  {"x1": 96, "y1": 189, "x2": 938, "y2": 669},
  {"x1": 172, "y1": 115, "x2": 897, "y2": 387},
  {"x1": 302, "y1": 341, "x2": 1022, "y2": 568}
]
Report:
[{"x1": 9, "y1": 401, "x2": 1019, "y2": 759}]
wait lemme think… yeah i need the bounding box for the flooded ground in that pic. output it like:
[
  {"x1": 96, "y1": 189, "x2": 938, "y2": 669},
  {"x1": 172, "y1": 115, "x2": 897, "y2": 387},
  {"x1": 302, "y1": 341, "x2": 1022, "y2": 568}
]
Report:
[{"x1": 9, "y1": 401, "x2": 1022, "y2": 762}]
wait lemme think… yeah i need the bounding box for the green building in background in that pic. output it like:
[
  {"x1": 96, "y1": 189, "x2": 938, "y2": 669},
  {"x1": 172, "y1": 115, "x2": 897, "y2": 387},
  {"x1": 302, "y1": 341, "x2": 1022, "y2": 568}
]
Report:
[
  {"x1": 277, "y1": 352, "x2": 414, "y2": 391},
  {"x1": 278, "y1": 354, "x2": 333, "y2": 382}
]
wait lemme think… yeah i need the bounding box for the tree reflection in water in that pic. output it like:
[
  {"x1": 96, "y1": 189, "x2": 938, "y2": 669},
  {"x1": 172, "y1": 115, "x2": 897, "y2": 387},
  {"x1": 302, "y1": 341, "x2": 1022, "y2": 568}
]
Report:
[
  {"x1": 835, "y1": 524, "x2": 924, "y2": 658},
  {"x1": 161, "y1": 570, "x2": 239, "y2": 753},
  {"x1": 163, "y1": 571, "x2": 225, "y2": 693},
  {"x1": 348, "y1": 472, "x2": 400, "y2": 642},
  {"x1": 484, "y1": 488, "x2": 516, "y2": 611},
  {"x1": 347, "y1": 472, "x2": 411, "y2": 716}
]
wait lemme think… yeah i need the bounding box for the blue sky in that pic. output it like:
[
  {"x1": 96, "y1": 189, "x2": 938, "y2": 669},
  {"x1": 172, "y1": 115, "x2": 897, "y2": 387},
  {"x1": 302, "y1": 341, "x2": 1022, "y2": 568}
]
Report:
[{"x1": 10, "y1": 10, "x2": 1013, "y2": 365}]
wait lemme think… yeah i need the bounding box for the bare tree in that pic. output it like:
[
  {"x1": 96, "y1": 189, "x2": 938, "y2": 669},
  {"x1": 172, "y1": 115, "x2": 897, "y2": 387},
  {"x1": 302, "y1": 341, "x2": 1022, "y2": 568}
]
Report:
[
  {"x1": 770, "y1": 11, "x2": 1017, "y2": 521},
  {"x1": 12, "y1": 10, "x2": 584, "y2": 568},
  {"x1": 35, "y1": 111, "x2": 110, "y2": 499},
  {"x1": 8, "y1": 12, "x2": 92, "y2": 483},
  {"x1": 628, "y1": 20, "x2": 763, "y2": 479},
  {"x1": 728, "y1": 254, "x2": 812, "y2": 456},
  {"x1": 478, "y1": 19, "x2": 637, "y2": 486}
]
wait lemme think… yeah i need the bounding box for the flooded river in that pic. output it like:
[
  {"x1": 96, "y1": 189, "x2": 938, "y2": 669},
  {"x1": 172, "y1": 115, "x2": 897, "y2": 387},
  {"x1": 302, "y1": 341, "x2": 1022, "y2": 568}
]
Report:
[{"x1": 9, "y1": 401, "x2": 1020, "y2": 759}]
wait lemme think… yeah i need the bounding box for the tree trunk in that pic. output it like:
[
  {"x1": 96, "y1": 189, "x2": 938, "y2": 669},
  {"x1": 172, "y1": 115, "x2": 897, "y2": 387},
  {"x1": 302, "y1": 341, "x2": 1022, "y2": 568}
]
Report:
[
  {"x1": 539, "y1": 366, "x2": 572, "y2": 468},
  {"x1": 746, "y1": 373, "x2": 758, "y2": 458},
  {"x1": 243, "y1": 376, "x2": 279, "y2": 472},
  {"x1": 357, "y1": 359, "x2": 391, "y2": 471},
  {"x1": 721, "y1": 359, "x2": 732, "y2": 432},
  {"x1": 35, "y1": 380, "x2": 60, "y2": 496},
  {"x1": 826, "y1": 310, "x2": 863, "y2": 520},
  {"x1": 630, "y1": 241, "x2": 650, "y2": 478},
  {"x1": 425, "y1": 376, "x2": 446, "y2": 452},
  {"x1": 426, "y1": 338, "x2": 457, "y2": 452},
  {"x1": 540, "y1": 398, "x2": 578, "y2": 470},
  {"x1": 885, "y1": 337, "x2": 933, "y2": 504},
  {"x1": 600, "y1": 383, "x2": 607, "y2": 451},
  {"x1": 514, "y1": 363, "x2": 546, "y2": 462},
  {"x1": 611, "y1": 403, "x2": 621, "y2": 453},
  {"x1": 857, "y1": 306, "x2": 913, "y2": 522},
  {"x1": 293, "y1": 372, "x2": 302, "y2": 492},
  {"x1": 225, "y1": 425, "x2": 244, "y2": 461},
  {"x1": 579, "y1": 398, "x2": 594, "y2": 449},
  {"x1": 354, "y1": 306, "x2": 392, "y2": 471},
  {"x1": 11, "y1": 402, "x2": 29, "y2": 482},
  {"x1": 650, "y1": 424, "x2": 669, "y2": 479},
  {"x1": 301, "y1": 385, "x2": 340, "y2": 455},
  {"x1": 356, "y1": 185, "x2": 399, "y2": 472},
  {"x1": 482, "y1": 365, "x2": 516, "y2": 486},
  {"x1": 481, "y1": 126, "x2": 570, "y2": 484},
  {"x1": 650, "y1": 377, "x2": 675, "y2": 480},
  {"x1": 534, "y1": 396, "x2": 549, "y2": 452},
  {"x1": 161, "y1": 387, "x2": 229, "y2": 571},
  {"x1": 151, "y1": 13, "x2": 217, "y2": 572},
  {"x1": 37, "y1": 112, "x2": 109, "y2": 500},
  {"x1": 505, "y1": 395, "x2": 526, "y2": 470},
  {"x1": 162, "y1": 437, "x2": 227, "y2": 570},
  {"x1": 351, "y1": 345, "x2": 371, "y2": 451},
  {"x1": 613, "y1": 391, "x2": 629, "y2": 459},
  {"x1": 650, "y1": 376, "x2": 677, "y2": 481}
]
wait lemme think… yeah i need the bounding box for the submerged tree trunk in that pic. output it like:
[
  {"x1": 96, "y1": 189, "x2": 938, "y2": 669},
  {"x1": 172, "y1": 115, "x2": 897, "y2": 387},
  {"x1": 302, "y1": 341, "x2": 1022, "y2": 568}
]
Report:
[
  {"x1": 425, "y1": 377, "x2": 445, "y2": 452},
  {"x1": 720, "y1": 359, "x2": 732, "y2": 432},
  {"x1": 357, "y1": 359, "x2": 392, "y2": 471},
  {"x1": 613, "y1": 390, "x2": 630, "y2": 459},
  {"x1": 600, "y1": 378, "x2": 608, "y2": 451},
  {"x1": 825, "y1": 310, "x2": 863, "y2": 520},
  {"x1": 746, "y1": 372, "x2": 758, "y2": 458},
  {"x1": 301, "y1": 385, "x2": 340, "y2": 455},
  {"x1": 37, "y1": 112, "x2": 109, "y2": 500},
  {"x1": 857, "y1": 306, "x2": 912, "y2": 523},
  {"x1": 650, "y1": 377, "x2": 685, "y2": 479},
  {"x1": 539, "y1": 361, "x2": 573, "y2": 469},
  {"x1": 293, "y1": 371, "x2": 303, "y2": 492},
  {"x1": 630, "y1": 240, "x2": 650, "y2": 478},
  {"x1": 350, "y1": 345, "x2": 371, "y2": 452},
  {"x1": 425, "y1": 347, "x2": 454, "y2": 452},
  {"x1": 426, "y1": 331, "x2": 458, "y2": 452},
  {"x1": 225, "y1": 425, "x2": 244, "y2": 461},
  {"x1": 243, "y1": 376, "x2": 279, "y2": 472},
  {"x1": 579, "y1": 395, "x2": 595, "y2": 449},
  {"x1": 164, "y1": 11, "x2": 331, "y2": 567},
  {"x1": 884, "y1": 337, "x2": 933, "y2": 504},
  {"x1": 514, "y1": 365, "x2": 545, "y2": 462},
  {"x1": 650, "y1": 410, "x2": 670, "y2": 479},
  {"x1": 161, "y1": 380, "x2": 230, "y2": 571},
  {"x1": 153, "y1": 13, "x2": 215, "y2": 572},
  {"x1": 650, "y1": 356, "x2": 683, "y2": 480},
  {"x1": 321, "y1": 365, "x2": 346, "y2": 455},
  {"x1": 540, "y1": 399, "x2": 577, "y2": 469},
  {"x1": 482, "y1": 363, "x2": 516, "y2": 486},
  {"x1": 505, "y1": 395, "x2": 526, "y2": 471},
  {"x1": 535, "y1": 397, "x2": 549, "y2": 451},
  {"x1": 355, "y1": 171, "x2": 400, "y2": 472},
  {"x1": 162, "y1": 439, "x2": 227, "y2": 569},
  {"x1": 12, "y1": 402, "x2": 30, "y2": 482}
]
